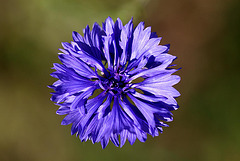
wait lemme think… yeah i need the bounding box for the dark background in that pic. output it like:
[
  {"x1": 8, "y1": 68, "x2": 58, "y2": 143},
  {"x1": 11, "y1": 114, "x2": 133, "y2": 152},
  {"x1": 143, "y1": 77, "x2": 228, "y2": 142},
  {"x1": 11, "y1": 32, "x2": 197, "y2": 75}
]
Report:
[{"x1": 1, "y1": 0, "x2": 240, "y2": 160}]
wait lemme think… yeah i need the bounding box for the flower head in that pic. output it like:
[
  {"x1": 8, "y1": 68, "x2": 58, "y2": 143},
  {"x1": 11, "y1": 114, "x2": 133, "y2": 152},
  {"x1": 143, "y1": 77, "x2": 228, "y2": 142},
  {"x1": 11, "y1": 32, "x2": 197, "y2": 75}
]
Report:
[{"x1": 50, "y1": 17, "x2": 180, "y2": 148}]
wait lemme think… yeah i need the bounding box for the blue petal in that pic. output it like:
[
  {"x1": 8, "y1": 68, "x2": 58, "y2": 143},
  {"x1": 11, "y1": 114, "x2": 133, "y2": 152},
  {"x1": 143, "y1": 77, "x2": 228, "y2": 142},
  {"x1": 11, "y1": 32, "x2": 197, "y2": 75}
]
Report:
[
  {"x1": 134, "y1": 127, "x2": 147, "y2": 143},
  {"x1": 127, "y1": 132, "x2": 136, "y2": 145},
  {"x1": 120, "y1": 130, "x2": 128, "y2": 147},
  {"x1": 102, "y1": 36, "x2": 113, "y2": 70},
  {"x1": 110, "y1": 133, "x2": 119, "y2": 147},
  {"x1": 101, "y1": 137, "x2": 109, "y2": 149},
  {"x1": 56, "y1": 81, "x2": 95, "y2": 95},
  {"x1": 133, "y1": 83, "x2": 180, "y2": 98},
  {"x1": 111, "y1": 97, "x2": 134, "y2": 134},
  {"x1": 131, "y1": 90, "x2": 168, "y2": 102},
  {"x1": 79, "y1": 92, "x2": 107, "y2": 138},
  {"x1": 72, "y1": 31, "x2": 84, "y2": 42},
  {"x1": 58, "y1": 54, "x2": 97, "y2": 79},
  {"x1": 127, "y1": 93, "x2": 156, "y2": 135},
  {"x1": 81, "y1": 24, "x2": 104, "y2": 60},
  {"x1": 61, "y1": 110, "x2": 81, "y2": 125},
  {"x1": 60, "y1": 46, "x2": 107, "y2": 75},
  {"x1": 56, "y1": 106, "x2": 70, "y2": 115},
  {"x1": 128, "y1": 58, "x2": 175, "y2": 81},
  {"x1": 71, "y1": 120, "x2": 81, "y2": 135},
  {"x1": 70, "y1": 86, "x2": 97, "y2": 111},
  {"x1": 103, "y1": 17, "x2": 114, "y2": 36},
  {"x1": 91, "y1": 23, "x2": 105, "y2": 60},
  {"x1": 130, "y1": 22, "x2": 147, "y2": 60},
  {"x1": 154, "y1": 53, "x2": 176, "y2": 62},
  {"x1": 134, "y1": 74, "x2": 181, "y2": 88},
  {"x1": 112, "y1": 18, "x2": 123, "y2": 70},
  {"x1": 52, "y1": 63, "x2": 87, "y2": 81},
  {"x1": 62, "y1": 42, "x2": 73, "y2": 50},
  {"x1": 96, "y1": 94, "x2": 112, "y2": 119},
  {"x1": 120, "y1": 18, "x2": 133, "y2": 66},
  {"x1": 119, "y1": 97, "x2": 149, "y2": 132},
  {"x1": 128, "y1": 56, "x2": 148, "y2": 75},
  {"x1": 51, "y1": 92, "x2": 69, "y2": 103}
]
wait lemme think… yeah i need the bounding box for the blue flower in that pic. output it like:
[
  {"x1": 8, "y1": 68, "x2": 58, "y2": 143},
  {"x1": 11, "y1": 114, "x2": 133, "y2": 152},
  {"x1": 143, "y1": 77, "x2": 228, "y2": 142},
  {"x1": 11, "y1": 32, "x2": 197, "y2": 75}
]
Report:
[{"x1": 49, "y1": 17, "x2": 180, "y2": 148}]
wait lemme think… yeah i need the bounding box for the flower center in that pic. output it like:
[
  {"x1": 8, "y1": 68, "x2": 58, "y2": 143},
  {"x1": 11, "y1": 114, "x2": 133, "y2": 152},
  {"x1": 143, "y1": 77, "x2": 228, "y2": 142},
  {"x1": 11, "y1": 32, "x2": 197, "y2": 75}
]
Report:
[{"x1": 99, "y1": 72, "x2": 129, "y2": 96}]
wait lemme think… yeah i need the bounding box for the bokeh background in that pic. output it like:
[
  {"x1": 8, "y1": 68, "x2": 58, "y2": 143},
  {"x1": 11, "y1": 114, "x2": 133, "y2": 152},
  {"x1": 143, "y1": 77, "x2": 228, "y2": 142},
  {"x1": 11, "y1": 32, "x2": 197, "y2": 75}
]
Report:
[{"x1": 1, "y1": 0, "x2": 240, "y2": 160}]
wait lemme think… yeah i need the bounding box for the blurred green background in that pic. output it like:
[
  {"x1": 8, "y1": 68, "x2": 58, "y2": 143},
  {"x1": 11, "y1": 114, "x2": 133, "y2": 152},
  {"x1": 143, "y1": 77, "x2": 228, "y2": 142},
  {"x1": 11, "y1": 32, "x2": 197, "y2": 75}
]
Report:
[{"x1": 1, "y1": 0, "x2": 240, "y2": 160}]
